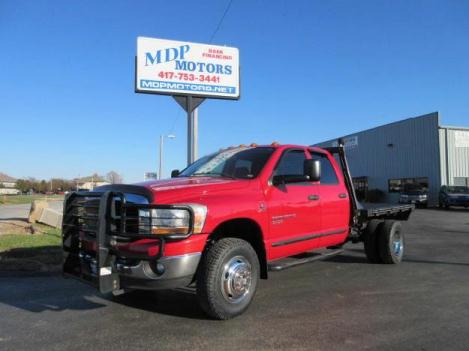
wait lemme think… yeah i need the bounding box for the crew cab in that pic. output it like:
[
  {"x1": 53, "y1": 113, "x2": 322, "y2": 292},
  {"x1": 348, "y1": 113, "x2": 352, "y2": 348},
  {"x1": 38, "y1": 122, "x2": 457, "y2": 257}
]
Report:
[{"x1": 62, "y1": 140, "x2": 413, "y2": 319}]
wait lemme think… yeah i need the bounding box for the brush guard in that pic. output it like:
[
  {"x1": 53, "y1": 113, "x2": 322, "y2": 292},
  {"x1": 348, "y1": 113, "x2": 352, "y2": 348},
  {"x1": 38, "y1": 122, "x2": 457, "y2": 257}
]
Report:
[{"x1": 62, "y1": 191, "x2": 194, "y2": 293}]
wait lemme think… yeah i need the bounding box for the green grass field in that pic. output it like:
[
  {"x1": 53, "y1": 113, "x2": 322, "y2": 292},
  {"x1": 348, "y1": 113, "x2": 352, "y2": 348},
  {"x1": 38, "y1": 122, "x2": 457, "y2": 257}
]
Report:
[
  {"x1": 0, "y1": 194, "x2": 64, "y2": 205},
  {"x1": 0, "y1": 228, "x2": 61, "y2": 252},
  {"x1": 0, "y1": 224, "x2": 62, "y2": 271}
]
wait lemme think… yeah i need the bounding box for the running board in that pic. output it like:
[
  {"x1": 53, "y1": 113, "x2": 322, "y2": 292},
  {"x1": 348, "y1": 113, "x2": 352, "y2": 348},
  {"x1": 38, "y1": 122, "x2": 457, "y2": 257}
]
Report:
[{"x1": 268, "y1": 249, "x2": 344, "y2": 272}]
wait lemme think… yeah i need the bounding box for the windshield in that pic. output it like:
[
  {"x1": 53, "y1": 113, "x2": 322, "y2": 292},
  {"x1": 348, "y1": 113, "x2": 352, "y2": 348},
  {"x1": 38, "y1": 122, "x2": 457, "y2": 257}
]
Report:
[
  {"x1": 178, "y1": 147, "x2": 275, "y2": 179},
  {"x1": 447, "y1": 186, "x2": 469, "y2": 194}
]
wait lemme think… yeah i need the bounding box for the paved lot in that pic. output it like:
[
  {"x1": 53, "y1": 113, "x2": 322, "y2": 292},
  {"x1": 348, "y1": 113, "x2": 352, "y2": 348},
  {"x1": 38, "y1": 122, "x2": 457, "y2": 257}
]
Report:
[
  {"x1": 0, "y1": 201, "x2": 63, "y2": 220},
  {"x1": 1, "y1": 208, "x2": 468, "y2": 351}
]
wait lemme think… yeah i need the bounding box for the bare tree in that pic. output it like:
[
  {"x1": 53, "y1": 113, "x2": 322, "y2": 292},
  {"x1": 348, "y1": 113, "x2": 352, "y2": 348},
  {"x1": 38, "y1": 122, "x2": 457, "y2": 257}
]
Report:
[{"x1": 106, "y1": 171, "x2": 123, "y2": 184}]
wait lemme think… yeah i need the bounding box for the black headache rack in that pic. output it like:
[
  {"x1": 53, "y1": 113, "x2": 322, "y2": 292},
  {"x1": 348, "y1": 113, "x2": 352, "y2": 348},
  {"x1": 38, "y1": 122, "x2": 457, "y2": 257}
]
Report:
[
  {"x1": 62, "y1": 191, "x2": 194, "y2": 293},
  {"x1": 324, "y1": 139, "x2": 414, "y2": 238}
]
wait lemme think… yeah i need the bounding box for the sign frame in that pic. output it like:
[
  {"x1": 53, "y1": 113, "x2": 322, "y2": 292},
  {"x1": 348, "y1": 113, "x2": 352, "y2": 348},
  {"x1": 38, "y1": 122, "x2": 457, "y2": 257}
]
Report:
[{"x1": 135, "y1": 37, "x2": 241, "y2": 100}]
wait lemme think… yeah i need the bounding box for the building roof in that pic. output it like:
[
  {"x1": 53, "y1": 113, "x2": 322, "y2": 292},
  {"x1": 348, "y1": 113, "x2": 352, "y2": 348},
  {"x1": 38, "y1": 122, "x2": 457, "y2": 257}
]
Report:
[
  {"x1": 0, "y1": 172, "x2": 17, "y2": 183},
  {"x1": 74, "y1": 174, "x2": 106, "y2": 183}
]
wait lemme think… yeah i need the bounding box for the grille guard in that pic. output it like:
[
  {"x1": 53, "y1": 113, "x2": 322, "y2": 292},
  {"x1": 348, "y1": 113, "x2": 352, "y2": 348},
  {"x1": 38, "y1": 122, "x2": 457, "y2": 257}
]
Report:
[{"x1": 62, "y1": 190, "x2": 195, "y2": 293}]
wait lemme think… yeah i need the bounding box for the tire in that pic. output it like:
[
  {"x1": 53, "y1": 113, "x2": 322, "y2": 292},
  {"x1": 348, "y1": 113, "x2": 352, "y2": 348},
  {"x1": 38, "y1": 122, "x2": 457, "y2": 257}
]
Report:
[
  {"x1": 363, "y1": 220, "x2": 384, "y2": 263},
  {"x1": 378, "y1": 220, "x2": 404, "y2": 264},
  {"x1": 196, "y1": 238, "x2": 260, "y2": 320}
]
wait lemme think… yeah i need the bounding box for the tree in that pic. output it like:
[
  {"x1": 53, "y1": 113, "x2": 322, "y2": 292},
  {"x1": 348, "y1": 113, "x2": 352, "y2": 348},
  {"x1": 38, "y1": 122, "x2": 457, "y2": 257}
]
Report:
[
  {"x1": 16, "y1": 179, "x2": 30, "y2": 193},
  {"x1": 106, "y1": 171, "x2": 123, "y2": 184}
]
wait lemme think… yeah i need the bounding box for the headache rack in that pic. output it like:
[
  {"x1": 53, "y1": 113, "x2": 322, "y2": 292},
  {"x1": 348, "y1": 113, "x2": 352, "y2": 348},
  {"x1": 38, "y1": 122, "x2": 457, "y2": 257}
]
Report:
[
  {"x1": 324, "y1": 139, "x2": 414, "y2": 240},
  {"x1": 62, "y1": 190, "x2": 194, "y2": 293}
]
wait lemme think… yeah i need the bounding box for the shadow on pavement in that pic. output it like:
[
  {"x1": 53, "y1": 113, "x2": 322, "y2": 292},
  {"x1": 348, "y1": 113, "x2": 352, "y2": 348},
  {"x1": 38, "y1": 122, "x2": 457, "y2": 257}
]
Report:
[
  {"x1": 325, "y1": 252, "x2": 369, "y2": 264},
  {"x1": 403, "y1": 258, "x2": 469, "y2": 267},
  {"x1": 0, "y1": 278, "x2": 107, "y2": 313},
  {"x1": 111, "y1": 288, "x2": 210, "y2": 320},
  {"x1": 430, "y1": 207, "x2": 469, "y2": 213}
]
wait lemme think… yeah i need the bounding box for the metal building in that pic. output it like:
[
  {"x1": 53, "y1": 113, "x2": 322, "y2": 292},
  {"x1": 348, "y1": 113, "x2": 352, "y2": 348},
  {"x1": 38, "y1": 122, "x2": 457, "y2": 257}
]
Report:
[{"x1": 315, "y1": 112, "x2": 469, "y2": 206}]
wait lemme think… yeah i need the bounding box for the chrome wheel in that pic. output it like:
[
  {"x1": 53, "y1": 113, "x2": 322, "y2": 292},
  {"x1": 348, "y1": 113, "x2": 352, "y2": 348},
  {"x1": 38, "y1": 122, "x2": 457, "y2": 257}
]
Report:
[
  {"x1": 221, "y1": 255, "x2": 252, "y2": 304},
  {"x1": 392, "y1": 230, "x2": 403, "y2": 256}
]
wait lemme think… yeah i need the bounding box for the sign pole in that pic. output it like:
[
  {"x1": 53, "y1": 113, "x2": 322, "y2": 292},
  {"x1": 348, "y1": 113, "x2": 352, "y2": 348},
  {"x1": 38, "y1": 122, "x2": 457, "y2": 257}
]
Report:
[
  {"x1": 185, "y1": 96, "x2": 199, "y2": 165},
  {"x1": 192, "y1": 107, "x2": 198, "y2": 162},
  {"x1": 186, "y1": 96, "x2": 193, "y2": 165}
]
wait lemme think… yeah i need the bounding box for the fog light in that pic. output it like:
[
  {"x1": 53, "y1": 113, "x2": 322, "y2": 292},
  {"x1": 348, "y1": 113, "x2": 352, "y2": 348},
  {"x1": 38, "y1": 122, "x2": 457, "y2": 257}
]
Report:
[{"x1": 155, "y1": 263, "x2": 165, "y2": 275}]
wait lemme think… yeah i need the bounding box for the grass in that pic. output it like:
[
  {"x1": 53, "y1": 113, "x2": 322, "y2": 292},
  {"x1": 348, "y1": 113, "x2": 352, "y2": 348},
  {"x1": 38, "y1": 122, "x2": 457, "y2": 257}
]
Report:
[
  {"x1": 0, "y1": 224, "x2": 62, "y2": 272},
  {"x1": 0, "y1": 230, "x2": 61, "y2": 252},
  {"x1": 0, "y1": 194, "x2": 64, "y2": 205}
]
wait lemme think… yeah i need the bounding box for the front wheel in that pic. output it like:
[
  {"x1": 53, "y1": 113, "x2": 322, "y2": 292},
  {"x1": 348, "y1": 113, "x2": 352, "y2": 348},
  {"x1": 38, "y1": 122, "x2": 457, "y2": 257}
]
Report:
[{"x1": 196, "y1": 238, "x2": 260, "y2": 320}]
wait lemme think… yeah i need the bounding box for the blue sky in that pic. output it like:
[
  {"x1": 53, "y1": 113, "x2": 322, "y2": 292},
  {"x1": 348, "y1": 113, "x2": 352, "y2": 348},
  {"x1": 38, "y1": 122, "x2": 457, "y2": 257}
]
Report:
[{"x1": 1, "y1": 0, "x2": 468, "y2": 183}]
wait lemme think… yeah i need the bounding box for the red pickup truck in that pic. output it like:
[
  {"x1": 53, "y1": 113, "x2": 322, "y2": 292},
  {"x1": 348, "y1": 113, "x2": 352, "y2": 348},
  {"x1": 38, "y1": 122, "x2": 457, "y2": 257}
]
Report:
[{"x1": 62, "y1": 141, "x2": 413, "y2": 319}]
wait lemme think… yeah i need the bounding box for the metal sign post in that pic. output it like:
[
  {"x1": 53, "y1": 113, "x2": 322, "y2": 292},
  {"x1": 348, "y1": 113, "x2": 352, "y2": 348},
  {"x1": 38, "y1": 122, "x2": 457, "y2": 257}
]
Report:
[{"x1": 174, "y1": 95, "x2": 205, "y2": 164}]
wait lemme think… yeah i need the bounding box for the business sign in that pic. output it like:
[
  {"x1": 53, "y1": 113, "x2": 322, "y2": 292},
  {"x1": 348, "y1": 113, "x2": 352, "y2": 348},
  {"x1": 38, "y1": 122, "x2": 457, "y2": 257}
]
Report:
[
  {"x1": 454, "y1": 130, "x2": 469, "y2": 148},
  {"x1": 144, "y1": 172, "x2": 158, "y2": 180},
  {"x1": 136, "y1": 37, "x2": 240, "y2": 99}
]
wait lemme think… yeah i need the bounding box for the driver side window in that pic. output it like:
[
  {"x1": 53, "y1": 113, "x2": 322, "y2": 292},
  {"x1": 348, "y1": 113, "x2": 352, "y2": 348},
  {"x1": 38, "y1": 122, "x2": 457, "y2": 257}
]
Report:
[{"x1": 274, "y1": 150, "x2": 307, "y2": 177}]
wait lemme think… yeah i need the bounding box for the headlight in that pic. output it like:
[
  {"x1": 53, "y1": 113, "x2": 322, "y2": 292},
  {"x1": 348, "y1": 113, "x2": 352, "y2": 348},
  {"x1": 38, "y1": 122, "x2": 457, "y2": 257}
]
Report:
[{"x1": 139, "y1": 204, "x2": 207, "y2": 236}]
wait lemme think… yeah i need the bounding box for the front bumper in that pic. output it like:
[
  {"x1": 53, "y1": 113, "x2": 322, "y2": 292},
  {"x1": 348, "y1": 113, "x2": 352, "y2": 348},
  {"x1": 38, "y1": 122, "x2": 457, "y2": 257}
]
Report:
[
  {"x1": 116, "y1": 252, "x2": 201, "y2": 290},
  {"x1": 446, "y1": 198, "x2": 469, "y2": 206},
  {"x1": 62, "y1": 190, "x2": 203, "y2": 293},
  {"x1": 399, "y1": 197, "x2": 427, "y2": 205}
]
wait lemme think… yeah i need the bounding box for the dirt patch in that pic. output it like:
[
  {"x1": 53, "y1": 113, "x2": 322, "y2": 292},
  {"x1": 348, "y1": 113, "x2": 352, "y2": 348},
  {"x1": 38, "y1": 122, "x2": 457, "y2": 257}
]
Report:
[
  {"x1": 0, "y1": 220, "x2": 35, "y2": 235},
  {"x1": 0, "y1": 220, "x2": 62, "y2": 273}
]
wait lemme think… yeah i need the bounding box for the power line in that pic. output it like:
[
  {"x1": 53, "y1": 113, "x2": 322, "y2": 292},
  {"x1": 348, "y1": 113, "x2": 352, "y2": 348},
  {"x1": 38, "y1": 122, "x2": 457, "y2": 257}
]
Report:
[
  {"x1": 167, "y1": 0, "x2": 234, "y2": 135},
  {"x1": 209, "y1": 0, "x2": 234, "y2": 43}
]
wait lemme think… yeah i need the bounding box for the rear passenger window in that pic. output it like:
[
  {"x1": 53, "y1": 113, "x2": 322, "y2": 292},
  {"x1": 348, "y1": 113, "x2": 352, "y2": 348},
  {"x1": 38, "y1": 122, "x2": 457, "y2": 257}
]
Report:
[{"x1": 314, "y1": 153, "x2": 339, "y2": 185}]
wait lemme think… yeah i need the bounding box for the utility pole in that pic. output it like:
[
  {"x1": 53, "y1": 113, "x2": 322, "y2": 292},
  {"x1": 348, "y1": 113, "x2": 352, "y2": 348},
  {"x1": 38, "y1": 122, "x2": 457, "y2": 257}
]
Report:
[
  {"x1": 159, "y1": 134, "x2": 176, "y2": 179},
  {"x1": 159, "y1": 135, "x2": 164, "y2": 180}
]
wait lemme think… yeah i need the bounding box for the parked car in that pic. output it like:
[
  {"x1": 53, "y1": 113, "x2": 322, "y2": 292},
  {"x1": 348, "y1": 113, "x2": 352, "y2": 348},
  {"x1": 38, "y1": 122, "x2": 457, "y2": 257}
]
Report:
[
  {"x1": 439, "y1": 185, "x2": 469, "y2": 209},
  {"x1": 62, "y1": 141, "x2": 413, "y2": 319},
  {"x1": 399, "y1": 184, "x2": 428, "y2": 207}
]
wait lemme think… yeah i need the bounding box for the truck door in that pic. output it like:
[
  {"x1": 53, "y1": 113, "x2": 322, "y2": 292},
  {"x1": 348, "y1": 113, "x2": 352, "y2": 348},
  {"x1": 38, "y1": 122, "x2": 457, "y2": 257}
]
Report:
[
  {"x1": 311, "y1": 152, "x2": 350, "y2": 247},
  {"x1": 266, "y1": 149, "x2": 322, "y2": 260}
]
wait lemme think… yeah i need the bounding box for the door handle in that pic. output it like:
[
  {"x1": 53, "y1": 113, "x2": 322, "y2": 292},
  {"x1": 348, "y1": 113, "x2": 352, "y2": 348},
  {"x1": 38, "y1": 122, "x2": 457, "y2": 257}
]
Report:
[
  {"x1": 308, "y1": 194, "x2": 320, "y2": 201},
  {"x1": 338, "y1": 193, "x2": 347, "y2": 199}
]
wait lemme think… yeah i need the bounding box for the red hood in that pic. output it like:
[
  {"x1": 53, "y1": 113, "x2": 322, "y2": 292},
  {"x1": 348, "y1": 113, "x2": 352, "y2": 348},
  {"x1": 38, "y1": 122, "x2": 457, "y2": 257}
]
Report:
[{"x1": 135, "y1": 177, "x2": 251, "y2": 203}]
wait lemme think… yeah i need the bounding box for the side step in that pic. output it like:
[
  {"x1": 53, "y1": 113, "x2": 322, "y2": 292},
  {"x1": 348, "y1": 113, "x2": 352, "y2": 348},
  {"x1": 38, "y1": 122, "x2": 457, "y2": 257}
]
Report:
[{"x1": 268, "y1": 249, "x2": 344, "y2": 272}]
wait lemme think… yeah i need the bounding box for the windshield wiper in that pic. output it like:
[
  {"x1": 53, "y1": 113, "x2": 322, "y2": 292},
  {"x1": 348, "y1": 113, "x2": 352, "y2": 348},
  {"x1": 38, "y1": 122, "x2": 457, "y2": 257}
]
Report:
[{"x1": 192, "y1": 172, "x2": 236, "y2": 179}]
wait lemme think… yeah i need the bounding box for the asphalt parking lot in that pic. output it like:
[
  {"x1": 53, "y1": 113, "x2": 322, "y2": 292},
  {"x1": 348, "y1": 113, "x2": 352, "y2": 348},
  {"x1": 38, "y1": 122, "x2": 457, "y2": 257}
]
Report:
[{"x1": 1, "y1": 208, "x2": 468, "y2": 351}]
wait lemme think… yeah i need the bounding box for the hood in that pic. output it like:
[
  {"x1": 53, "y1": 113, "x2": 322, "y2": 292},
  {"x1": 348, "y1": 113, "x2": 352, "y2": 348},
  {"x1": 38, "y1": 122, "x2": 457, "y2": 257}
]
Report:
[{"x1": 135, "y1": 176, "x2": 251, "y2": 203}]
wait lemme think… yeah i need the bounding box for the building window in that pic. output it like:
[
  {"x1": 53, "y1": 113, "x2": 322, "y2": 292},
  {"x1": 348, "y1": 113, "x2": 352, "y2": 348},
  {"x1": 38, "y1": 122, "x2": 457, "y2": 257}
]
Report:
[
  {"x1": 454, "y1": 177, "x2": 469, "y2": 187},
  {"x1": 353, "y1": 176, "x2": 368, "y2": 200},
  {"x1": 388, "y1": 177, "x2": 429, "y2": 193}
]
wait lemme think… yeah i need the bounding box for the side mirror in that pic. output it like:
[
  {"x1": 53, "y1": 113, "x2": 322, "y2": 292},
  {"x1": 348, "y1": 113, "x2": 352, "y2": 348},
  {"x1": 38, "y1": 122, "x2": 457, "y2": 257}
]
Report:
[
  {"x1": 171, "y1": 169, "x2": 180, "y2": 178},
  {"x1": 304, "y1": 159, "x2": 321, "y2": 182}
]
